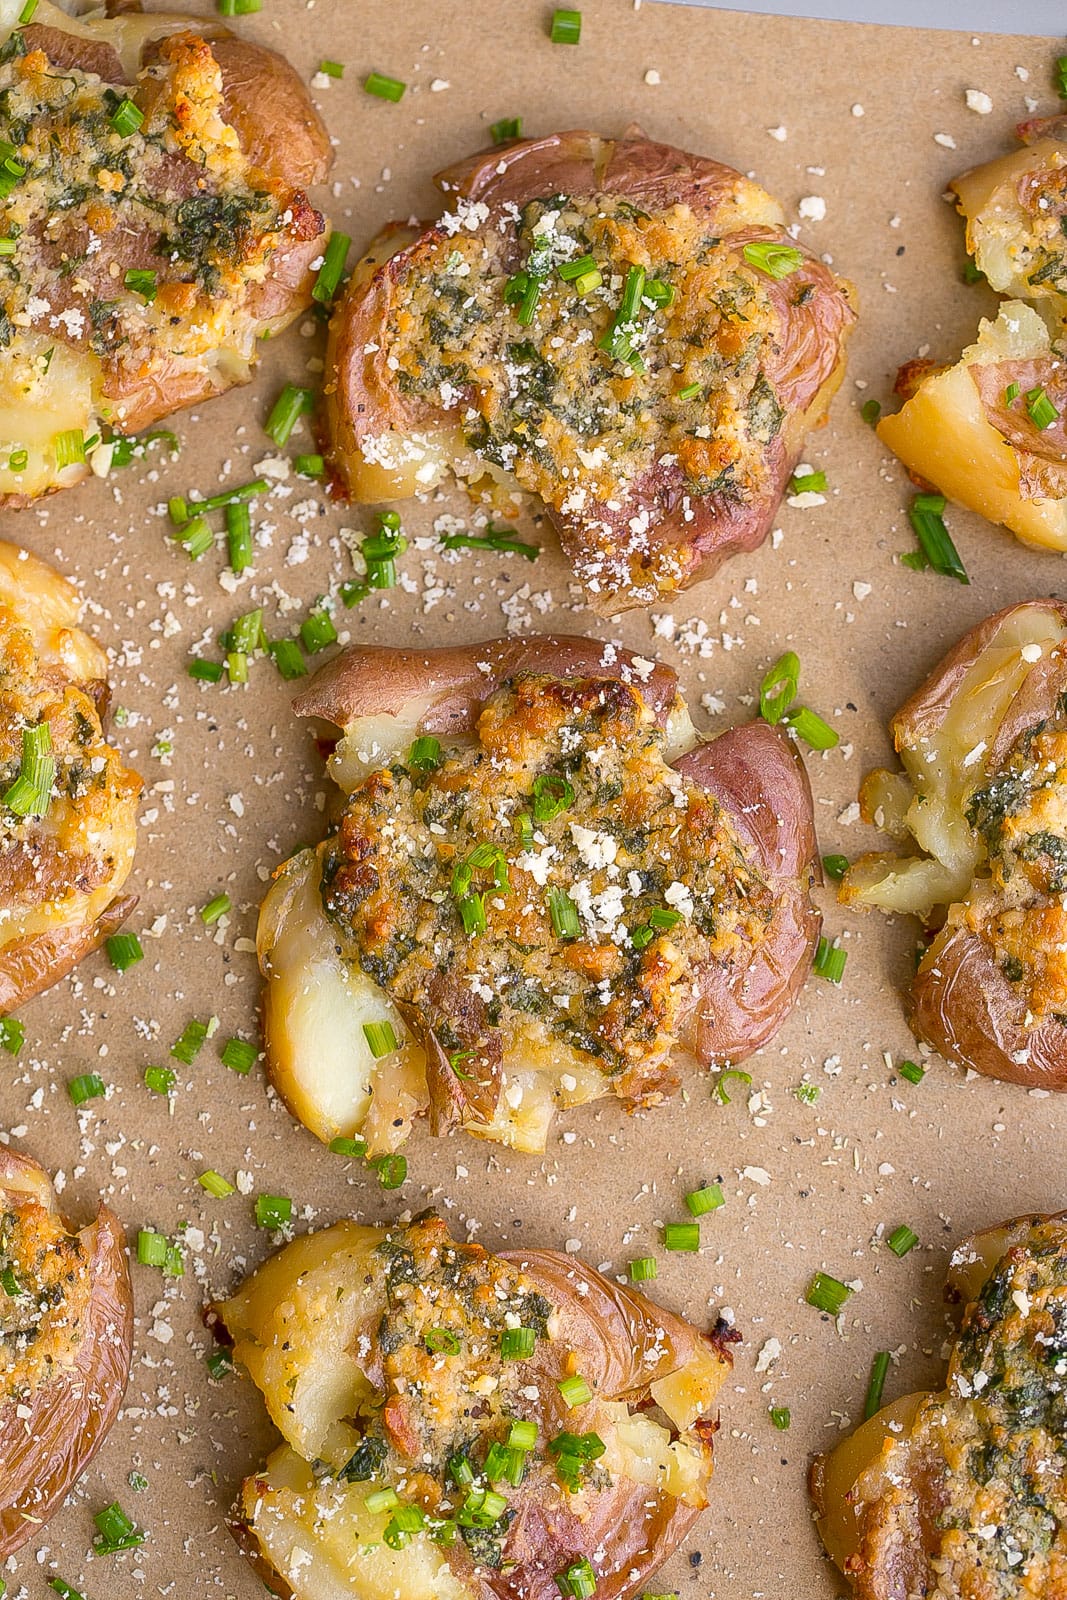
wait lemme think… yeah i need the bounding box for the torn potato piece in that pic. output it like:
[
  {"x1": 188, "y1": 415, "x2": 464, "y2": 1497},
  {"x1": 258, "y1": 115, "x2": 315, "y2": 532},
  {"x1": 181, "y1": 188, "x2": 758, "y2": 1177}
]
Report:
[
  {"x1": 217, "y1": 1209, "x2": 735, "y2": 1600},
  {"x1": 0, "y1": 540, "x2": 141, "y2": 1011},
  {"x1": 812, "y1": 1212, "x2": 1067, "y2": 1599},
  {"x1": 840, "y1": 599, "x2": 1067, "y2": 1088},
  {"x1": 877, "y1": 301, "x2": 1067, "y2": 552},
  {"x1": 0, "y1": 1146, "x2": 133, "y2": 1557},
  {"x1": 0, "y1": 0, "x2": 331, "y2": 505},
  {"x1": 322, "y1": 129, "x2": 855, "y2": 614},
  {"x1": 257, "y1": 635, "x2": 820, "y2": 1153}
]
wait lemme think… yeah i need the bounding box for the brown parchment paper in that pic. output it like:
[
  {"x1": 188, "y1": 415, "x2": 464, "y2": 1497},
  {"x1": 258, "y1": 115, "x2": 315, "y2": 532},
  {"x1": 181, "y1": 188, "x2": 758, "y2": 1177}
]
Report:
[{"x1": 2, "y1": 2, "x2": 1065, "y2": 1596}]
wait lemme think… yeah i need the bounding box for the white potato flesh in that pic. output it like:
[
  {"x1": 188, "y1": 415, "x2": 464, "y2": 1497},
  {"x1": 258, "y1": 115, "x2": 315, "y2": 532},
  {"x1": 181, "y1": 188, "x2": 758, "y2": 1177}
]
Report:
[
  {"x1": 219, "y1": 1221, "x2": 382, "y2": 1470},
  {"x1": 814, "y1": 1391, "x2": 927, "y2": 1574},
  {"x1": 952, "y1": 141, "x2": 1067, "y2": 313},
  {"x1": 257, "y1": 849, "x2": 427, "y2": 1151},
  {"x1": 650, "y1": 1341, "x2": 732, "y2": 1433},
  {"x1": 240, "y1": 1445, "x2": 475, "y2": 1600},
  {"x1": 877, "y1": 301, "x2": 1067, "y2": 552},
  {"x1": 0, "y1": 339, "x2": 97, "y2": 503},
  {"x1": 328, "y1": 706, "x2": 443, "y2": 792},
  {"x1": 608, "y1": 1410, "x2": 710, "y2": 1508},
  {"x1": 843, "y1": 603, "x2": 1067, "y2": 918}
]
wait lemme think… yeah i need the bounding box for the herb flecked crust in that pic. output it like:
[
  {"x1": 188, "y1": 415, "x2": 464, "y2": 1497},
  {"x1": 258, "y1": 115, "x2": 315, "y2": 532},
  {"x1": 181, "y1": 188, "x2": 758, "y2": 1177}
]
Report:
[
  {"x1": 965, "y1": 715, "x2": 1067, "y2": 1024},
  {"x1": 855, "y1": 1219, "x2": 1067, "y2": 1600},
  {"x1": 320, "y1": 673, "x2": 771, "y2": 1106},
  {"x1": 0, "y1": 1192, "x2": 91, "y2": 1406},
  {"x1": 0, "y1": 24, "x2": 319, "y2": 419}
]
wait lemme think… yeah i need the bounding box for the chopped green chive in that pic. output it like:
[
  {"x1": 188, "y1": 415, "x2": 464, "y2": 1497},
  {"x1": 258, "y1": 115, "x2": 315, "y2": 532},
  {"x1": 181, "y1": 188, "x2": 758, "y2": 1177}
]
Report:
[
  {"x1": 677, "y1": 381, "x2": 702, "y2": 401},
  {"x1": 490, "y1": 116, "x2": 523, "y2": 144},
  {"x1": 171, "y1": 1019, "x2": 209, "y2": 1065},
  {"x1": 822, "y1": 854, "x2": 849, "y2": 881},
  {"x1": 899, "y1": 1058, "x2": 925, "y2": 1085},
  {"x1": 264, "y1": 384, "x2": 314, "y2": 447},
  {"x1": 714, "y1": 1067, "x2": 752, "y2": 1104},
  {"x1": 363, "y1": 1020, "x2": 398, "y2": 1057},
  {"x1": 172, "y1": 514, "x2": 213, "y2": 559},
  {"x1": 68, "y1": 1072, "x2": 105, "y2": 1107},
  {"x1": 92, "y1": 1499, "x2": 146, "y2": 1555},
  {"x1": 136, "y1": 1229, "x2": 168, "y2": 1267},
  {"x1": 549, "y1": 8, "x2": 582, "y2": 43},
  {"x1": 123, "y1": 268, "x2": 157, "y2": 302},
  {"x1": 769, "y1": 1406, "x2": 791, "y2": 1431},
  {"x1": 364, "y1": 1487, "x2": 399, "y2": 1515},
  {"x1": 759, "y1": 651, "x2": 800, "y2": 724},
  {"x1": 788, "y1": 468, "x2": 827, "y2": 494},
  {"x1": 175, "y1": 478, "x2": 269, "y2": 520},
  {"x1": 0, "y1": 1017, "x2": 22, "y2": 1055},
  {"x1": 860, "y1": 398, "x2": 881, "y2": 426},
  {"x1": 53, "y1": 428, "x2": 85, "y2": 469},
  {"x1": 318, "y1": 59, "x2": 345, "y2": 77},
  {"x1": 547, "y1": 886, "x2": 580, "y2": 940},
  {"x1": 1004, "y1": 381, "x2": 1020, "y2": 406},
  {"x1": 144, "y1": 1065, "x2": 176, "y2": 1095},
  {"x1": 300, "y1": 608, "x2": 338, "y2": 654},
  {"x1": 268, "y1": 639, "x2": 307, "y2": 680},
  {"x1": 8, "y1": 449, "x2": 26, "y2": 472},
  {"x1": 217, "y1": 0, "x2": 262, "y2": 12},
  {"x1": 557, "y1": 1374, "x2": 593, "y2": 1408},
  {"x1": 312, "y1": 230, "x2": 352, "y2": 304},
  {"x1": 555, "y1": 1557, "x2": 596, "y2": 1598},
  {"x1": 1026, "y1": 384, "x2": 1060, "y2": 430},
  {"x1": 364, "y1": 71, "x2": 406, "y2": 102},
  {"x1": 907, "y1": 493, "x2": 968, "y2": 584},
  {"x1": 784, "y1": 705, "x2": 839, "y2": 750},
  {"x1": 813, "y1": 936, "x2": 847, "y2": 984},
  {"x1": 742, "y1": 240, "x2": 803, "y2": 279},
  {"x1": 255, "y1": 1193, "x2": 292, "y2": 1230},
  {"x1": 598, "y1": 262, "x2": 647, "y2": 369},
  {"x1": 18, "y1": 0, "x2": 38, "y2": 19},
  {"x1": 110, "y1": 96, "x2": 143, "y2": 136},
  {"x1": 558, "y1": 254, "x2": 598, "y2": 282},
  {"x1": 807, "y1": 1271, "x2": 852, "y2": 1315},
  {"x1": 408, "y1": 735, "x2": 441, "y2": 771},
  {"x1": 295, "y1": 453, "x2": 325, "y2": 478},
  {"x1": 127, "y1": 1471, "x2": 149, "y2": 1492},
  {"x1": 370, "y1": 1153, "x2": 407, "y2": 1189},
  {"x1": 328, "y1": 1135, "x2": 367, "y2": 1159},
  {"x1": 425, "y1": 1327, "x2": 461, "y2": 1355},
  {"x1": 384, "y1": 1504, "x2": 425, "y2": 1548},
  {"x1": 500, "y1": 1326, "x2": 536, "y2": 1359},
  {"x1": 865, "y1": 1350, "x2": 891, "y2": 1419},
  {"x1": 198, "y1": 1170, "x2": 235, "y2": 1198},
  {"x1": 200, "y1": 893, "x2": 231, "y2": 925},
  {"x1": 206, "y1": 1347, "x2": 233, "y2": 1380},
  {"x1": 685, "y1": 1183, "x2": 724, "y2": 1217},
  {"x1": 629, "y1": 1256, "x2": 657, "y2": 1282},
  {"x1": 886, "y1": 1224, "x2": 918, "y2": 1257},
  {"x1": 1, "y1": 1265, "x2": 20, "y2": 1296},
  {"x1": 458, "y1": 892, "x2": 487, "y2": 936},
  {"x1": 484, "y1": 1441, "x2": 525, "y2": 1486},
  {"x1": 449, "y1": 1452, "x2": 475, "y2": 1488},
  {"x1": 48, "y1": 1580, "x2": 85, "y2": 1600},
  {"x1": 225, "y1": 501, "x2": 253, "y2": 573},
  {"x1": 226, "y1": 650, "x2": 247, "y2": 685},
  {"x1": 106, "y1": 933, "x2": 143, "y2": 972},
  {"x1": 663, "y1": 1222, "x2": 700, "y2": 1252},
  {"x1": 531, "y1": 770, "x2": 574, "y2": 822},
  {"x1": 439, "y1": 528, "x2": 540, "y2": 561},
  {"x1": 509, "y1": 1419, "x2": 538, "y2": 1450},
  {"x1": 794, "y1": 1081, "x2": 820, "y2": 1104},
  {"x1": 188, "y1": 658, "x2": 223, "y2": 683}
]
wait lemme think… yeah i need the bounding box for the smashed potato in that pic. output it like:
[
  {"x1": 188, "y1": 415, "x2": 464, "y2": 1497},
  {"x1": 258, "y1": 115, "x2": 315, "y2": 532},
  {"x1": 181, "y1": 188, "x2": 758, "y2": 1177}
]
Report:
[
  {"x1": 0, "y1": 0, "x2": 330, "y2": 504},
  {"x1": 0, "y1": 1146, "x2": 133, "y2": 1556},
  {"x1": 840, "y1": 599, "x2": 1067, "y2": 1088},
  {"x1": 218, "y1": 1209, "x2": 735, "y2": 1600},
  {"x1": 0, "y1": 540, "x2": 141, "y2": 1011},
  {"x1": 812, "y1": 1212, "x2": 1067, "y2": 1599},
  {"x1": 258, "y1": 635, "x2": 820, "y2": 1153},
  {"x1": 879, "y1": 116, "x2": 1067, "y2": 552},
  {"x1": 322, "y1": 129, "x2": 855, "y2": 614}
]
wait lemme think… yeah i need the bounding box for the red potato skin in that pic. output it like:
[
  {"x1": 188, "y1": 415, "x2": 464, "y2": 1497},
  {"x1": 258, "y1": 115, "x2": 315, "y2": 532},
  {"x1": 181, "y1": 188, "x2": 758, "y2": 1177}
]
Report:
[
  {"x1": 322, "y1": 131, "x2": 855, "y2": 614},
  {"x1": 296, "y1": 637, "x2": 820, "y2": 1081},
  {"x1": 0, "y1": 1150, "x2": 133, "y2": 1558},
  {"x1": 888, "y1": 601, "x2": 1067, "y2": 1089},
  {"x1": 4, "y1": 15, "x2": 332, "y2": 473},
  {"x1": 0, "y1": 894, "x2": 136, "y2": 1017},
  {"x1": 292, "y1": 634, "x2": 681, "y2": 732},
  {"x1": 674, "y1": 721, "x2": 822, "y2": 1063}
]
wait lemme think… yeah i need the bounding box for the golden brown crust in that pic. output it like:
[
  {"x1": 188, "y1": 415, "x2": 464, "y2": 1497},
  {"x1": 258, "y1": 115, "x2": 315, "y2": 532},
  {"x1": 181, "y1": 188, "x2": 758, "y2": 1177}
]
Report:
[
  {"x1": 322, "y1": 129, "x2": 854, "y2": 614},
  {"x1": 0, "y1": 1149, "x2": 133, "y2": 1557}
]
